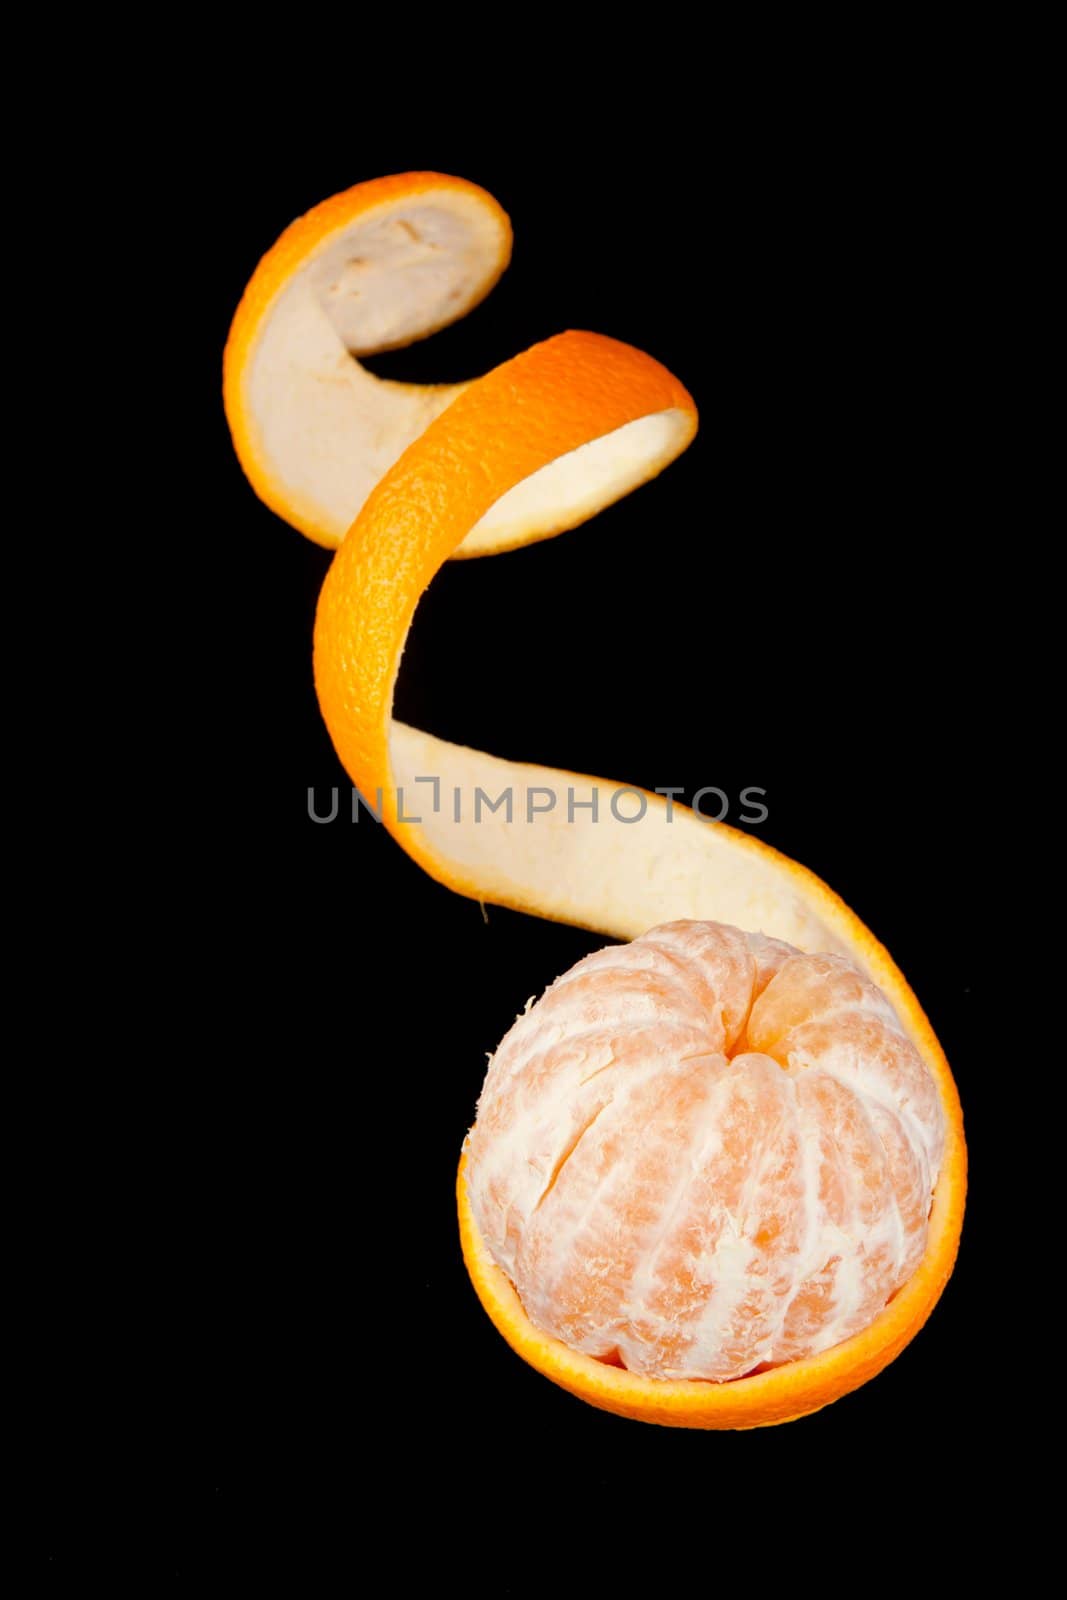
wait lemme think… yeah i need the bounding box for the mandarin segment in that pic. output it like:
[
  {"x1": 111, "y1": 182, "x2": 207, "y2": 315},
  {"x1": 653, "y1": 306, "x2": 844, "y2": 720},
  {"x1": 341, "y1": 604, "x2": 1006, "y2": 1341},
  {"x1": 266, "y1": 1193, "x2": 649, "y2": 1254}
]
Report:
[{"x1": 747, "y1": 956, "x2": 944, "y2": 1177}]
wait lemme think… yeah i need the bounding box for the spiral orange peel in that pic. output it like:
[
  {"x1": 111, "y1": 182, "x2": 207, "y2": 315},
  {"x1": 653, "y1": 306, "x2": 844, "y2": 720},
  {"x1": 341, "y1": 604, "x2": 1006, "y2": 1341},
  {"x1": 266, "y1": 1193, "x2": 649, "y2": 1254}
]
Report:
[{"x1": 224, "y1": 172, "x2": 965, "y2": 1427}]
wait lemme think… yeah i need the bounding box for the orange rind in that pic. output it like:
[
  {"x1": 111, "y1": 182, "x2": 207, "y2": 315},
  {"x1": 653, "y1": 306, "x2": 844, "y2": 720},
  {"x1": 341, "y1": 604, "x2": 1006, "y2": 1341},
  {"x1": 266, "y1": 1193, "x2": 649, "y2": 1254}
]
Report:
[{"x1": 224, "y1": 172, "x2": 966, "y2": 1427}]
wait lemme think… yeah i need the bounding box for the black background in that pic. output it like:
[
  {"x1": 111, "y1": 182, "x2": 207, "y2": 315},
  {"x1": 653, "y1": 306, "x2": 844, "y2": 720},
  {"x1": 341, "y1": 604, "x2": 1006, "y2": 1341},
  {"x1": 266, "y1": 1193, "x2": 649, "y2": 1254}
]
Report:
[{"x1": 43, "y1": 128, "x2": 992, "y2": 1576}]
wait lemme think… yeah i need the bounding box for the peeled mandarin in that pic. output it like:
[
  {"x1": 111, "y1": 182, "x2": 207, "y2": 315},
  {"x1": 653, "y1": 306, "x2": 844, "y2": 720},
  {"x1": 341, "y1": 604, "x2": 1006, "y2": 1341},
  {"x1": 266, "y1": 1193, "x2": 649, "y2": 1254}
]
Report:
[{"x1": 464, "y1": 920, "x2": 944, "y2": 1383}]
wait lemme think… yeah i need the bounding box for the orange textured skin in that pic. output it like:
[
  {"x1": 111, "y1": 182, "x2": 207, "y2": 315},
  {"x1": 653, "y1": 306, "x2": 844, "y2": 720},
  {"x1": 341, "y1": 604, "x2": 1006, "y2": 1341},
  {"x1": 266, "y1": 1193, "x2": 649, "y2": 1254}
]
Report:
[
  {"x1": 226, "y1": 173, "x2": 966, "y2": 1427},
  {"x1": 313, "y1": 328, "x2": 696, "y2": 835}
]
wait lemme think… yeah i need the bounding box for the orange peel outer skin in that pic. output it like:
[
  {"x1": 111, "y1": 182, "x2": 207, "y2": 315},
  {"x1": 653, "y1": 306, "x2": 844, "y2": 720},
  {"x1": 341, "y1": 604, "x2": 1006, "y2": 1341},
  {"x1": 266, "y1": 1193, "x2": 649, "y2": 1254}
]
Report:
[{"x1": 312, "y1": 328, "x2": 697, "y2": 833}]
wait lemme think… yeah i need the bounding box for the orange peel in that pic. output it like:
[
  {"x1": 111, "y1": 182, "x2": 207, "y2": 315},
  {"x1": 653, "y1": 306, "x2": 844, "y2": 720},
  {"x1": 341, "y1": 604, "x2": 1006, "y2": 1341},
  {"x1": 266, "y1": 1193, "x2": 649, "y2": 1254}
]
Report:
[{"x1": 224, "y1": 172, "x2": 966, "y2": 1427}]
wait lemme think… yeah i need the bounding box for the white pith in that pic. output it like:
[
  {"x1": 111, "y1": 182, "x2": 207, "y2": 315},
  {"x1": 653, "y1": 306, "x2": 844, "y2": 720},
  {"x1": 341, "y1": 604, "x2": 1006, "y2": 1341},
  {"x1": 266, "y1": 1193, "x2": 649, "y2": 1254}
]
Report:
[
  {"x1": 245, "y1": 190, "x2": 508, "y2": 543},
  {"x1": 464, "y1": 412, "x2": 690, "y2": 554}
]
